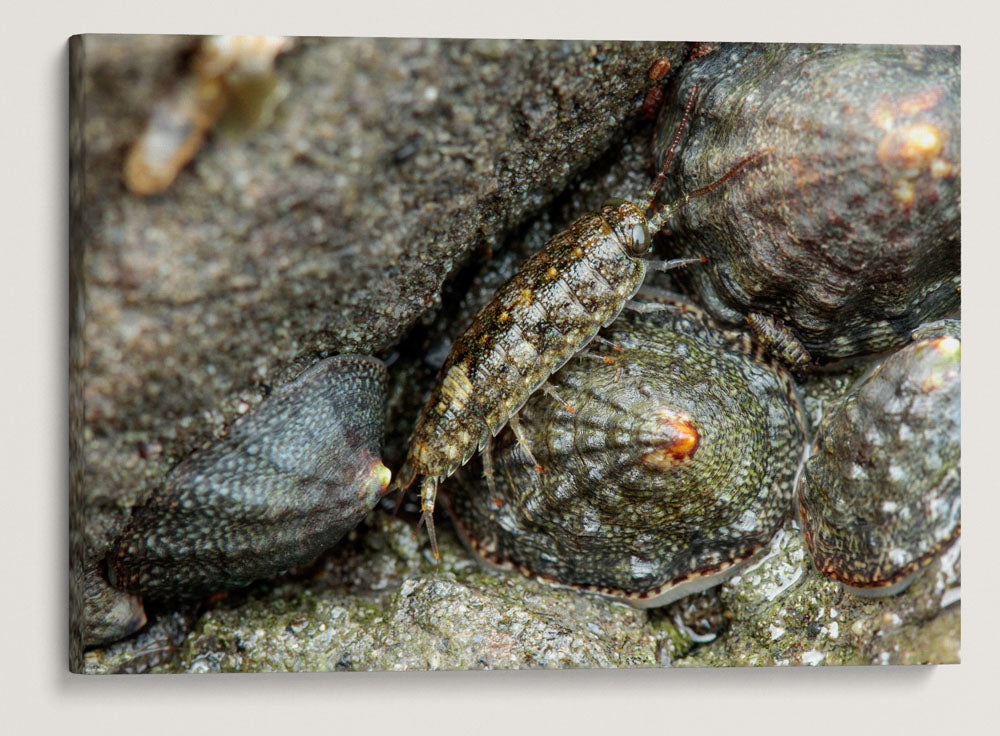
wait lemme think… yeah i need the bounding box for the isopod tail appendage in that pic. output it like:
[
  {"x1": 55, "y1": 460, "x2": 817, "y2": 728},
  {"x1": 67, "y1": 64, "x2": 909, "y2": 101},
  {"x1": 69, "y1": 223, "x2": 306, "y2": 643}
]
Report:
[
  {"x1": 746, "y1": 312, "x2": 816, "y2": 372},
  {"x1": 417, "y1": 475, "x2": 441, "y2": 560}
]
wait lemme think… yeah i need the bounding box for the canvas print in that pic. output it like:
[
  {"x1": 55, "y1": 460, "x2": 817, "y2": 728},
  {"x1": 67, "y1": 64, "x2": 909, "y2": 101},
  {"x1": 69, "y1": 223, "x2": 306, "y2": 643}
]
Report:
[{"x1": 69, "y1": 36, "x2": 960, "y2": 673}]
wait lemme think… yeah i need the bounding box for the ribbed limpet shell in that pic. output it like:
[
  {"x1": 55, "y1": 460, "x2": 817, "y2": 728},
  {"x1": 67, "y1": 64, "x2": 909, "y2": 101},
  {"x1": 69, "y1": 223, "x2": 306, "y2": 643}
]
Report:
[
  {"x1": 653, "y1": 43, "x2": 960, "y2": 366},
  {"x1": 798, "y1": 329, "x2": 961, "y2": 596},
  {"x1": 446, "y1": 295, "x2": 806, "y2": 607},
  {"x1": 107, "y1": 355, "x2": 392, "y2": 599}
]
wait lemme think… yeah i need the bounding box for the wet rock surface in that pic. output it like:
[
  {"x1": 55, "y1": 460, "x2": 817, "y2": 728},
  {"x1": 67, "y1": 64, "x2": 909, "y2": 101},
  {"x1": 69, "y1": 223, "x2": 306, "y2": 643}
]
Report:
[
  {"x1": 72, "y1": 38, "x2": 959, "y2": 672},
  {"x1": 83, "y1": 515, "x2": 694, "y2": 673},
  {"x1": 82, "y1": 511, "x2": 959, "y2": 673},
  {"x1": 679, "y1": 526, "x2": 960, "y2": 667}
]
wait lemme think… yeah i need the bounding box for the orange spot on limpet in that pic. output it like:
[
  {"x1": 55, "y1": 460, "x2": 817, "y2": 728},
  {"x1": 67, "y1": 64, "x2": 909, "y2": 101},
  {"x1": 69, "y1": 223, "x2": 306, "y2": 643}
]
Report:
[
  {"x1": 894, "y1": 180, "x2": 916, "y2": 209},
  {"x1": 870, "y1": 104, "x2": 895, "y2": 131},
  {"x1": 930, "y1": 158, "x2": 959, "y2": 179},
  {"x1": 640, "y1": 409, "x2": 700, "y2": 469},
  {"x1": 920, "y1": 336, "x2": 960, "y2": 392}
]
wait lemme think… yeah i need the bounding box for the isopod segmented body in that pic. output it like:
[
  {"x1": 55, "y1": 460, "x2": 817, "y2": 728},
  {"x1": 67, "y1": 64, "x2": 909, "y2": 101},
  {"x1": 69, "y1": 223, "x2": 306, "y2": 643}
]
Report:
[
  {"x1": 397, "y1": 87, "x2": 771, "y2": 557},
  {"x1": 446, "y1": 294, "x2": 806, "y2": 607}
]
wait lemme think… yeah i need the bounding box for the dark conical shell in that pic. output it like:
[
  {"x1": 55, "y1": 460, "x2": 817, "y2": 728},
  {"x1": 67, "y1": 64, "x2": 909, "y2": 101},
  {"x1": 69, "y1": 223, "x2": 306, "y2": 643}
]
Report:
[
  {"x1": 82, "y1": 565, "x2": 147, "y2": 647},
  {"x1": 798, "y1": 327, "x2": 960, "y2": 594},
  {"x1": 447, "y1": 295, "x2": 806, "y2": 607},
  {"x1": 654, "y1": 44, "x2": 960, "y2": 364},
  {"x1": 107, "y1": 355, "x2": 391, "y2": 599}
]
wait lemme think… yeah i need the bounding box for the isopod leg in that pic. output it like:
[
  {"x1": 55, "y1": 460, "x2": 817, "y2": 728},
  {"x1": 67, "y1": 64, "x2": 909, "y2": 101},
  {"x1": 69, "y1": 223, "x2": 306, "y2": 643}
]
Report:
[
  {"x1": 482, "y1": 435, "x2": 500, "y2": 503},
  {"x1": 417, "y1": 475, "x2": 440, "y2": 560},
  {"x1": 390, "y1": 486, "x2": 406, "y2": 516},
  {"x1": 509, "y1": 413, "x2": 543, "y2": 475},
  {"x1": 592, "y1": 335, "x2": 623, "y2": 352},
  {"x1": 647, "y1": 256, "x2": 706, "y2": 272},
  {"x1": 391, "y1": 461, "x2": 418, "y2": 515},
  {"x1": 578, "y1": 352, "x2": 616, "y2": 365},
  {"x1": 541, "y1": 383, "x2": 575, "y2": 414}
]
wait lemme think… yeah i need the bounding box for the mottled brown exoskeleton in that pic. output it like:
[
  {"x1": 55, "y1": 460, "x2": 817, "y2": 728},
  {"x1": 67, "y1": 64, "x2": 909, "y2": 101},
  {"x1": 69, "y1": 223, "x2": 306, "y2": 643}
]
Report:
[{"x1": 397, "y1": 87, "x2": 772, "y2": 558}]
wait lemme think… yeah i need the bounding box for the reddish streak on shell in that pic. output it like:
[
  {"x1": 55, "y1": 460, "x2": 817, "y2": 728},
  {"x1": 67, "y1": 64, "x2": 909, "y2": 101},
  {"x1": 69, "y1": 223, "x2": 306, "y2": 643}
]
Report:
[
  {"x1": 640, "y1": 410, "x2": 700, "y2": 469},
  {"x1": 900, "y1": 86, "x2": 944, "y2": 115},
  {"x1": 934, "y1": 336, "x2": 961, "y2": 355}
]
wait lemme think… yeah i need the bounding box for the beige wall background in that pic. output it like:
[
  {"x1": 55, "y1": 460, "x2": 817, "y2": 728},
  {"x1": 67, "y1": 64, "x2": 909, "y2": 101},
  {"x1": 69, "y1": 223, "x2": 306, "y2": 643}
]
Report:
[{"x1": 1, "y1": 0, "x2": 992, "y2": 733}]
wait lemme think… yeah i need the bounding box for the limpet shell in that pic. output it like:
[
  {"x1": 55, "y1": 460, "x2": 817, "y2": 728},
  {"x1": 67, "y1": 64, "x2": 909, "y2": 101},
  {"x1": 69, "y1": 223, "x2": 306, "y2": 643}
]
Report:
[
  {"x1": 107, "y1": 355, "x2": 391, "y2": 599},
  {"x1": 653, "y1": 43, "x2": 960, "y2": 365},
  {"x1": 798, "y1": 328, "x2": 961, "y2": 595},
  {"x1": 446, "y1": 295, "x2": 807, "y2": 607},
  {"x1": 82, "y1": 565, "x2": 147, "y2": 648}
]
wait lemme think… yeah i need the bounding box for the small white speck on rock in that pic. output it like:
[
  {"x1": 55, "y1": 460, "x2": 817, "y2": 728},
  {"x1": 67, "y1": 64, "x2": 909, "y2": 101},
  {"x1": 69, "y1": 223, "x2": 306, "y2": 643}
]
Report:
[{"x1": 800, "y1": 650, "x2": 825, "y2": 666}]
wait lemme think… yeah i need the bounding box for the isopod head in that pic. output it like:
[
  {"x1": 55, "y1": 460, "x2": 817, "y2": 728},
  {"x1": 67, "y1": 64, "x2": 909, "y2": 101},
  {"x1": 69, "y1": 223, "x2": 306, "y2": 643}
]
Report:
[{"x1": 600, "y1": 199, "x2": 652, "y2": 257}]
